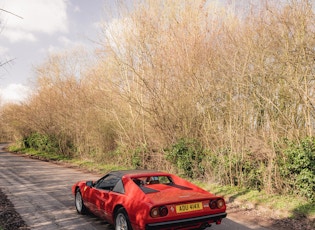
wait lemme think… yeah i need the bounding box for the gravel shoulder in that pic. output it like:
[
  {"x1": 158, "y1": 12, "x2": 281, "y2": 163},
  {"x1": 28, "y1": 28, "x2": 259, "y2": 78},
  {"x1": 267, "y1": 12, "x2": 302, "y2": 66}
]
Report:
[{"x1": 0, "y1": 188, "x2": 30, "y2": 230}]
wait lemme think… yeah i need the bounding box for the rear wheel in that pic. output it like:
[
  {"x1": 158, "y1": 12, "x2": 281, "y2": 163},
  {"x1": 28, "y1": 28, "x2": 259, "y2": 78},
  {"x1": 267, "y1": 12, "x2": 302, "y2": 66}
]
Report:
[
  {"x1": 115, "y1": 208, "x2": 132, "y2": 230},
  {"x1": 75, "y1": 188, "x2": 87, "y2": 214}
]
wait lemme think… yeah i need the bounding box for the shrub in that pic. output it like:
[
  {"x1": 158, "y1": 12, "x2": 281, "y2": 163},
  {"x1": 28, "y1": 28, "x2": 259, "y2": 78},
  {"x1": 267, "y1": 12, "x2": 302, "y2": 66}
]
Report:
[
  {"x1": 280, "y1": 138, "x2": 315, "y2": 201},
  {"x1": 22, "y1": 132, "x2": 75, "y2": 157},
  {"x1": 23, "y1": 133, "x2": 58, "y2": 153},
  {"x1": 166, "y1": 138, "x2": 205, "y2": 179}
]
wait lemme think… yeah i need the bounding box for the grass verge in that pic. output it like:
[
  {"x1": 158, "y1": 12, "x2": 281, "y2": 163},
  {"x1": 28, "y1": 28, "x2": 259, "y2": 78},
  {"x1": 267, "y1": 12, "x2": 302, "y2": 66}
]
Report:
[{"x1": 7, "y1": 145, "x2": 127, "y2": 174}]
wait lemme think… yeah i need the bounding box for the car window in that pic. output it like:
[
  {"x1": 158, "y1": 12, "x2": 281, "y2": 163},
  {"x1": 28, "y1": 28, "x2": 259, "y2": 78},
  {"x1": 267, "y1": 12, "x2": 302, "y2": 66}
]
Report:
[
  {"x1": 112, "y1": 179, "x2": 125, "y2": 194},
  {"x1": 132, "y1": 176, "x2": 173, "y2": 186},
  {"x1": 95, "y1": 174, "x2": 120, "y2": 190},
  {"x1": 146, "y1": 176, "x2": 173, "y2": 185},
  {"x1": 159, "y1": 176, "x2": 173, "y2": 184}
]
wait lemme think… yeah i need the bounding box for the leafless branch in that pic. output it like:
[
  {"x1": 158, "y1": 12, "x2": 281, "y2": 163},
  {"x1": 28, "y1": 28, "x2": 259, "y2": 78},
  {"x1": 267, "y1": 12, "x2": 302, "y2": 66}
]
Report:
[{"x1": 0, "y1": 58, "x2": 16, "y2": 67}]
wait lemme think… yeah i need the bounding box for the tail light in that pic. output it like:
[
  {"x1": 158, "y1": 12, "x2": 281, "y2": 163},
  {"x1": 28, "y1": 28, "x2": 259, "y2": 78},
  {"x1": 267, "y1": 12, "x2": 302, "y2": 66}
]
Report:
[
  {"x1": 159, "y1": 206, "x2": 168, "y2": 216},
  {"x1": 217, "y1": 198, "x2": 225, "y2": 209},
  {"x1": 150, "y1": 206, "x2": 168, "y2": 218},
  {"x1": 210, "y1": 198, "x2": 225, "y2": 209}
]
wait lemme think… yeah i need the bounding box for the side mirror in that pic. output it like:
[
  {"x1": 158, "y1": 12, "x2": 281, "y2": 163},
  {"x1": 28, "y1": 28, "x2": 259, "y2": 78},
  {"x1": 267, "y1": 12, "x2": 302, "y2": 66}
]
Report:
[{"x1": 86, "y1": 181, "x2": 93, "y2": 187}]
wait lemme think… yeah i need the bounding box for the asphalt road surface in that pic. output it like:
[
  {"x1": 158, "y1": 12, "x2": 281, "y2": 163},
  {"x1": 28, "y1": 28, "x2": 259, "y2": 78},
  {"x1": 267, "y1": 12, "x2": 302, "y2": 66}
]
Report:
[{"x1": 0, "y1": 143, "x2": 270, "y2": 230}]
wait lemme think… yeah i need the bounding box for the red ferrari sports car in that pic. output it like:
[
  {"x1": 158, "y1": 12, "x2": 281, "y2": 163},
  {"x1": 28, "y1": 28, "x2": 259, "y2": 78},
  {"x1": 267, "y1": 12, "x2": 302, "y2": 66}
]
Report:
[{"x1": 72, "y1": 170, "x2": 227, "y2": 230}]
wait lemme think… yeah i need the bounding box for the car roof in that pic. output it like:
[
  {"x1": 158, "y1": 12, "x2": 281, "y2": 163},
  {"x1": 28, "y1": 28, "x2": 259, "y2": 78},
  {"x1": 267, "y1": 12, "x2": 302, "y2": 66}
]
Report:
[{"x1": 108, "y1": 169, "x2": 166, "y2": 178}]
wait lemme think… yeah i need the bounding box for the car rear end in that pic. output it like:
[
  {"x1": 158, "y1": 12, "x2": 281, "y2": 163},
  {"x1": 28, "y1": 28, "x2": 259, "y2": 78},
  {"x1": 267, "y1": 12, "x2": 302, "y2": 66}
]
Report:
[
  {"x1": 143, "y1": 184, "x2": 227, "y2": 229},
  {"x1": 146, "y1": 197, "x2": 226, "y2": 229}
]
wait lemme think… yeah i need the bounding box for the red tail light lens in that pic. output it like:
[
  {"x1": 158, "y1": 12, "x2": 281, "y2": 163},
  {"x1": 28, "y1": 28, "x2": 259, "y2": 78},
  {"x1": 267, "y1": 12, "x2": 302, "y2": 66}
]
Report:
[
  {"x1": 210, "y1": 200, "x2": 217, "y2": 209},
  {"x1": 159, "y1": 206, "x2": 168, "y2": 216},
  {"x1": 150, "y1": 206, "x2": 168, "y2": 218}
]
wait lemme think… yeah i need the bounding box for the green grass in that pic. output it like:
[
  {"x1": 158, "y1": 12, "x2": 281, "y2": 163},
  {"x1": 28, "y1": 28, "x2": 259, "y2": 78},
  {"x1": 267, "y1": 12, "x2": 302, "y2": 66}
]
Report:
[
  {"x1": 8, "y1": 145, "x2": 126, "y2": 174},
  {"x1": 29, "y1": 150, "x2": 70, "y2": 161},
  {"x1": 67, "y1": 158, "x2": 127, "y2": 173}
]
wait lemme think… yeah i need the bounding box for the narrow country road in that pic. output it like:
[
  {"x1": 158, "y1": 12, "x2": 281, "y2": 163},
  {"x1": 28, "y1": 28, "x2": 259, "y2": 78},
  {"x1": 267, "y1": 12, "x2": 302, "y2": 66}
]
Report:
[{"x1": 0, "y1": 143, "x2": 269, "y2": 230}]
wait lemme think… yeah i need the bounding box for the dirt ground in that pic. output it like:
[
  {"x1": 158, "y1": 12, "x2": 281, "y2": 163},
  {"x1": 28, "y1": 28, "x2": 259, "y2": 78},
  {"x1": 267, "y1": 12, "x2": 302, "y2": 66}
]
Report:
[
  {"x1": 0, "y1": 188, "x2": 30, "y2": 230},
  {"x1": 227, "y1": 201, "x2": 315, "y2": 230}
]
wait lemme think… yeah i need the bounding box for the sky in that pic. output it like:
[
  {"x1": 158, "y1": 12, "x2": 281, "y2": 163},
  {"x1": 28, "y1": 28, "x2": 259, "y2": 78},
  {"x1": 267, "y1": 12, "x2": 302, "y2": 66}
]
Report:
[{"x1": 0, "y1": 0, "x2": 106, "y2": 104}]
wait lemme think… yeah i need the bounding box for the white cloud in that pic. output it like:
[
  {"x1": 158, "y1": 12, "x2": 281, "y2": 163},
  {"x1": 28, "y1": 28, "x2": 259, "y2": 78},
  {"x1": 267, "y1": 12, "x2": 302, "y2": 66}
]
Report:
[
  {"x1": 0, "y1": 46, "x2": 9, "y2": 56},
  {"x1": 0, "y1": 84, "x2": 31, "y2": 104},
  {"x1": 2, "y1": 29, "x2": 36, "y2": 42},
  {"x1": 2, "y1": 0, "x2": 69, "y2": 42},
  {"x1": 43, "y1": 36, "x2": 85, "y2": 55},
  {"x1": 58, "y1": 36, "x2": 71, "y2": 46}
]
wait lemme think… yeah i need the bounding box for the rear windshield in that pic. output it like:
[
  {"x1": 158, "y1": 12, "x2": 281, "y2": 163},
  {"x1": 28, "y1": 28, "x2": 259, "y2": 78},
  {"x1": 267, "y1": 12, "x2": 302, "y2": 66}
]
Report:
[
  {"x1": 132, "y1": 175, "x2": 173, "y2": 186},
  {"x1": 131, "y1": 176, "x2": 177, "y2": 193}
]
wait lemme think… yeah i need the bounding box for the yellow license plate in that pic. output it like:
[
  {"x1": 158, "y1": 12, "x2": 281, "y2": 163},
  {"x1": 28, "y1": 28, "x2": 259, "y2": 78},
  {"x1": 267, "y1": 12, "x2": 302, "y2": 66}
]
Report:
[{"x1": 176, "y1": 202, "x2": 203, "y2": 213}]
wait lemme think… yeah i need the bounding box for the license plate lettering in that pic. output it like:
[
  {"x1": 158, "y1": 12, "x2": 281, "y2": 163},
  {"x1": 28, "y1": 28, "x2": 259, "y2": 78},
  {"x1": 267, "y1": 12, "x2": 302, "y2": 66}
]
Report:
[{"x1": 176, "y1": 202, "x2": 203, "y2": 213}]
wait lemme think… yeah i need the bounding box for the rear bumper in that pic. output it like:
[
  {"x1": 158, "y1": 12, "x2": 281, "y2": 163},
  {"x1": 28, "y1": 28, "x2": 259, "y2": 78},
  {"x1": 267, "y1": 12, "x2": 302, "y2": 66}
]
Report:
[{"x1": 145, "y1": 212, "x2": 227, "y2": 230}]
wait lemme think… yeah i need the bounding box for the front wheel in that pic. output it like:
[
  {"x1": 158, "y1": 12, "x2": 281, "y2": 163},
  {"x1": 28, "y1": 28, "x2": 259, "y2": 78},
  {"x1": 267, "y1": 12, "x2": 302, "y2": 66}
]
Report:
[
  {"x1": 115, "y1": 208, "x2": 132, "y2": 230},
  {"x1": 75, "y1": 188, "x2": 87, "y2": 214}
]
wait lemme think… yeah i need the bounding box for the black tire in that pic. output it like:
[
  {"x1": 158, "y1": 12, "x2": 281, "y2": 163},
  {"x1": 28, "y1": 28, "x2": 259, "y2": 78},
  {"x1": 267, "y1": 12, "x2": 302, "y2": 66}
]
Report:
[
  {"x1": 75, "y1": 188, "x2": 87, "y2": 214},
  {"x1": 115, "y1": 207, "x2": 132, "y2": 230}
]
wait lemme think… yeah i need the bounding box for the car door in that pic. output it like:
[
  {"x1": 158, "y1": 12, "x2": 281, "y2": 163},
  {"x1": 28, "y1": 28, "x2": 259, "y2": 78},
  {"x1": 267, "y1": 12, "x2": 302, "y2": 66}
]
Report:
[
  {"x1": 91, "y1": 174, "x2": 120, "y2": 219},
  {"x1": 81, "y1": 184, "x2": 96, "y2": 213}
]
